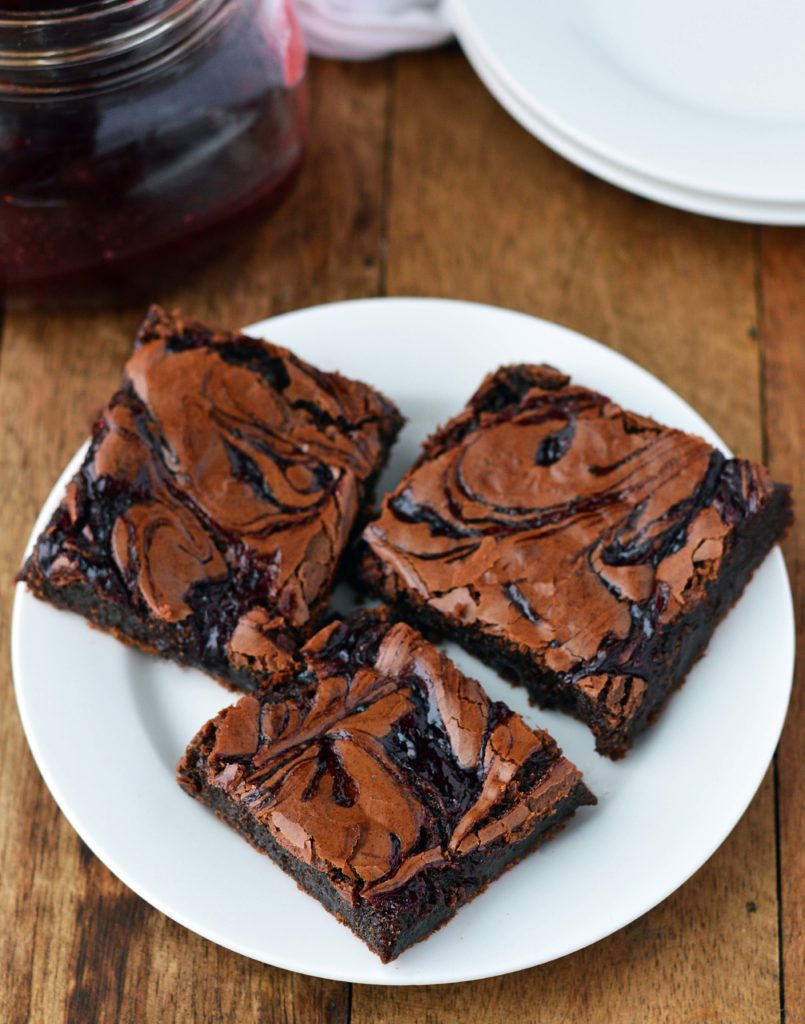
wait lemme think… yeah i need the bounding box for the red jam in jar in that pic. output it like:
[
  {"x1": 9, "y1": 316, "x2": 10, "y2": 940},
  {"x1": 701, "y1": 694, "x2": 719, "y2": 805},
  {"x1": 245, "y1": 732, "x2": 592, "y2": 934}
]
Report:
[{"x1": 0, "y1": 0, "x2": 308, "y2": 287}]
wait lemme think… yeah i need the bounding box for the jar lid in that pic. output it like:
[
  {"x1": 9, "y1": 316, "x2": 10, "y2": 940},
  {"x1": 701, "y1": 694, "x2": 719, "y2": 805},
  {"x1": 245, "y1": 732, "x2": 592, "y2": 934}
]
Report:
[{"x1": 0, "y1": 0, "x2": 229, "y2": 91}]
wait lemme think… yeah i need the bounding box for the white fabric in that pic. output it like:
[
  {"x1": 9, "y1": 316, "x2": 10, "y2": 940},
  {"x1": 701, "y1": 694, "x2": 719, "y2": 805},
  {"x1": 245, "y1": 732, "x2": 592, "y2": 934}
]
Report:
[{"x1": 296, "y1": 0, "x2": 452, "y2": 60}]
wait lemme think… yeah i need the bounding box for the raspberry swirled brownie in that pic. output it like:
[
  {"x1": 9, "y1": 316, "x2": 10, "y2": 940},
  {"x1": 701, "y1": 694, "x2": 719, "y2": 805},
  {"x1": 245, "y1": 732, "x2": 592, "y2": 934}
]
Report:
[
  {"x1": 357, "y1": 364, "x2": 792, "y2": 758},
  {"x1": 177, "y1": 608, "x2": 595, "y2": 962},
  {"x1": 18, "y1": 307, "x2": 403, "y2": 691}
]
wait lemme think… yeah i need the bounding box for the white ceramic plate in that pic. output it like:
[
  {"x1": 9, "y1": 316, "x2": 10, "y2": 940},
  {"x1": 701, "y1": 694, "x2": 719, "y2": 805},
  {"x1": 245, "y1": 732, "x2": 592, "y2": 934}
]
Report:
[
  {"x1": 450, "y1": 0, "x2": 805, "y2": 219},
  {"x1": 457, "y1": 27, "x2": 805, "y2": 226},
  {"x1": 13, "y1": 298, "x2": 794, "y2": 985}
]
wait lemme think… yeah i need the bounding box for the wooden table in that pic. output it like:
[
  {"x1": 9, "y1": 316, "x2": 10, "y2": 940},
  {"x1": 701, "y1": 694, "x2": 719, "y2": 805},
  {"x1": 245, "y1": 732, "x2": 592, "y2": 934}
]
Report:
[{"x1": 2, "y1": 49, "x2": 802, "y2": 1024}]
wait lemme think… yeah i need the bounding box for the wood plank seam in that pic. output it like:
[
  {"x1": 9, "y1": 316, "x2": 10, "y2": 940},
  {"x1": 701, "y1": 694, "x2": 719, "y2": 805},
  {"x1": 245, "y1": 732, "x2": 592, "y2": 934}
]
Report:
[
  {"x1": 773, "y1": 756, "x2": 787, "y2": 1024},
  {"x1": 757, "y1": 225, "x2": 804, "y2": 1024},
  {"x1": 378, "y1": 56, "x2": 397, "y2": 300},
  {"x1": 753, "y1": 222, "x2": 786, "y2": 1024}
]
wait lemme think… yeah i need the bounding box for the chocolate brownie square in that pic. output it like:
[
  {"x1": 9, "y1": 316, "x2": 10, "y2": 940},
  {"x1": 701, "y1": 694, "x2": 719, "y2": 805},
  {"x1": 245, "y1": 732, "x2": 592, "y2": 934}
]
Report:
[
  {"x1": 177, "y1": 608, "x2": 595, "y2": 962},
  {"x1": 18, "y1": 306, "x2": 403, "y2": 691},
  {"x1": 358, "y1": 364, "x2": 792, "y2": 758}
]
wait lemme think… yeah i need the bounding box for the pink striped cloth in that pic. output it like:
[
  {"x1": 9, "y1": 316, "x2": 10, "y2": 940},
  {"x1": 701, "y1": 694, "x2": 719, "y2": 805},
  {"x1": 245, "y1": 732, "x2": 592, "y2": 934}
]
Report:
[{"x1": 296, "y1": 0, "x2": 451, "y2": 59}]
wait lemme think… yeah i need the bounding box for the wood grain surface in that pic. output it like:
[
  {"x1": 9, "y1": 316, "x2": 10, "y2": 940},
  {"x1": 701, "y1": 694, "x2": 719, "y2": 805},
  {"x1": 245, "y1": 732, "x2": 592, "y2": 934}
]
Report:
[
  {"x1": 760, "y1": 228, "x2": 805, "y2": 1024},
  {"x1": 1, "y1": 50, "x2": 800, "y2": 1024}
]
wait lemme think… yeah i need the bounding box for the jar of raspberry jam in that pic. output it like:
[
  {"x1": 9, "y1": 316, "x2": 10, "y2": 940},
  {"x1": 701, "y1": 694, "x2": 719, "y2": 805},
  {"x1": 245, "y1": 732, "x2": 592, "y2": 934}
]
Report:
[{"x1": 0, "y1": 0, "x2": 307, "y2": 288}]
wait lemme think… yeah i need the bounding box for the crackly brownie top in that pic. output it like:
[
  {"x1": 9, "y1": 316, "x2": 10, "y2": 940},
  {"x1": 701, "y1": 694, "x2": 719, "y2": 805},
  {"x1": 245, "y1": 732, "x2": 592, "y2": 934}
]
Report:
[
  {"x1": 181, "y1": 609, "x2": 590, "y2": 903},
  {"x1": 27, "y1": 306, "x2": 401, "y2": 675},
  {"x1": 362, "y1": 364, "x2": 780, "y2": 685}
]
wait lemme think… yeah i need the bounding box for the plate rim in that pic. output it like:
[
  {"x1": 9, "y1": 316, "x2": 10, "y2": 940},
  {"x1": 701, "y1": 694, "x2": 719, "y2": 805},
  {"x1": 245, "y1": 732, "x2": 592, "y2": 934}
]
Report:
[
  {"x1": 11, "y1": 296, "x2": 796, "y2": 985},
  {"x1": 449, "y1": 0, "x2": 805, "y2": 207},
  {"x1": 455, "y1": 24, "x2": 805, "y2": 226}
]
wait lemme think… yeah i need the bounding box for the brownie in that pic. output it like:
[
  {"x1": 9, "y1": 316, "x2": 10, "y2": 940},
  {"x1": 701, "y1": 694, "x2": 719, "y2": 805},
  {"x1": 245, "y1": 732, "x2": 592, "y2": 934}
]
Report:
[
  {"x1": 18, "y1": 306, "x2": 403, "y2": 691},
  {"x1": 177, "y1": 608, "x2": 596, "y2": 962},
  {"x1": 358, "y1": 364, "x2": 792, "y2": 758}
]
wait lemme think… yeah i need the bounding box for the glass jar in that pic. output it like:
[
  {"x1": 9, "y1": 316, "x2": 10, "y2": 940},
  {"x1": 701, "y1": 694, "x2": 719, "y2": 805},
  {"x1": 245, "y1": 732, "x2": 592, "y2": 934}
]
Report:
[{"x1": 0, "y1": 0, "x2": 307, "y2": 288}]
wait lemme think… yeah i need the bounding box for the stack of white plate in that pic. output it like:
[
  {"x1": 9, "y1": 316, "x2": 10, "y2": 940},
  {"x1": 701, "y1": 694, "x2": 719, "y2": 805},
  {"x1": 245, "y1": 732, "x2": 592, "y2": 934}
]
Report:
[{"x1": 449, "y1": 0, "x2": 805, "y2": 223}]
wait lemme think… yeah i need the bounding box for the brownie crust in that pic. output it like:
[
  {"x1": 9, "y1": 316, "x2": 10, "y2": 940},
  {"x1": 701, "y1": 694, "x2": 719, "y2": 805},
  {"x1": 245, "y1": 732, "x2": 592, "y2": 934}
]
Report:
[
  {"x1": 18, "y1": 306, "x2": 403, "y2": 691},
  {"x1": 357, "y1": 364, "x2": 793, "y2": 757},
  {"x1": 177, "y1": 608, "x2": 596, "y2": 962}
]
